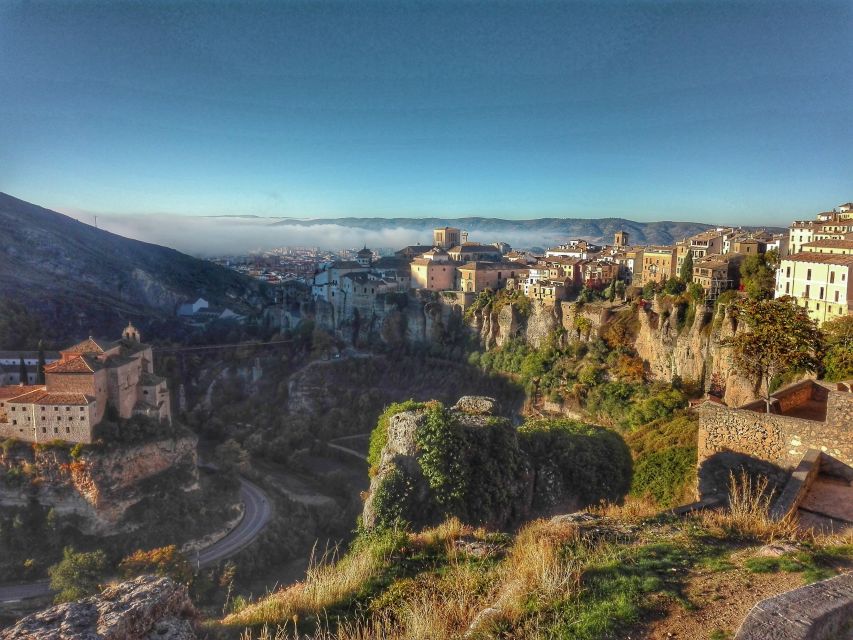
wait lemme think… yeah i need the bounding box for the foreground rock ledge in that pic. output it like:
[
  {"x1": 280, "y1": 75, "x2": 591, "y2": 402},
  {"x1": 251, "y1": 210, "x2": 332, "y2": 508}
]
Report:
[{"x1": 0, "y1": 575, "x2": 197, "y2": 640}]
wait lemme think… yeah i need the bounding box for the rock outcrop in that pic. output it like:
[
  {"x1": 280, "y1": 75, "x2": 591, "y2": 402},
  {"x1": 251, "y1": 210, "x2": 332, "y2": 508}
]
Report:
[
  {"x1": 0, "y1": 434, "x2": 199, "y2": 535},
  {"x1": 0, "y1": 575, "x2": 197, "y2": 640},
  {"x1": 362, "y1": 397, "x2": 631, "y2": 531}
]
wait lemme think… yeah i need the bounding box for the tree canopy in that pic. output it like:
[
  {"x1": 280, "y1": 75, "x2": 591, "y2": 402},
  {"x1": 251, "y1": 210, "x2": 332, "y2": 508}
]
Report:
[
  {"x1": 48, "y1": 547, "x2": 109, "y2": 603},
  {"x1": 724, "y1": 297, "x2": 822, "y2": 411},
  {"x1": 822, "y1": 315, "x2": 853, "y2": 381},
  {"x1": 679, "y1": 251, "x2": 694, "y2": 283},
  {"x1": 739, "y1": 251, "x2": 777, "y2": 299}
]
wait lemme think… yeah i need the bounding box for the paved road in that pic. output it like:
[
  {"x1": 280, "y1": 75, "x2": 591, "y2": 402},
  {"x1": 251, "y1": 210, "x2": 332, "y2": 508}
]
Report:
[{"x1": 0, "y1": 477, "x2": 272, "y2": 604}]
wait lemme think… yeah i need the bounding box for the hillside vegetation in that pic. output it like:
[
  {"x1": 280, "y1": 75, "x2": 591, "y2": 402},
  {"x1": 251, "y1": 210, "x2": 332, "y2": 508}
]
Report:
[{"x1": 0, "y1": 192, "x2": 269, "y2": 347}]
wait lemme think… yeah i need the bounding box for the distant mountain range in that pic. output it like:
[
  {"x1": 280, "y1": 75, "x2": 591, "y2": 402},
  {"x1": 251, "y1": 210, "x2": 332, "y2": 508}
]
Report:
[
  {"x1": 269, "y1": 216, "x2": 724, "y2": 247},
  {"x1": 0, "y1": 193, "x2": 268, "y2": 347}
]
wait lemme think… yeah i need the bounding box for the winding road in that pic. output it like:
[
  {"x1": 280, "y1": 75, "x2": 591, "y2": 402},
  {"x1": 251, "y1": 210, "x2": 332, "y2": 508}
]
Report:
[{"x1": 0, "y1": 477, "x2": 272, "y2": 604}]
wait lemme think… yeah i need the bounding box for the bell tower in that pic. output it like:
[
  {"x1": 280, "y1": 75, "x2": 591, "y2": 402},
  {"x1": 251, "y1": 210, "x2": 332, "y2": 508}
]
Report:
[{"x1": 122, "y1": 322, "x2": 141, "y2": 343}]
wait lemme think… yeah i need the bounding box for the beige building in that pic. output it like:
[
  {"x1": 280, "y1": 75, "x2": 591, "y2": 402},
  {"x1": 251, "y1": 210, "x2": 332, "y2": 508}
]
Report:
[
  {"x1": 775, "y1": 253, "x2": 853, "y2": 324},
  {"x1": 410, "y1": 248, "x2": 456, "y2": 291},
  {"x1": 0, "y1": 324, "x2": 171, "y2": 444},
  {"x1": 789, "y1": 220, "x2": 816, "y2": 255},
  {"x1": 457, "y1": 262, "x2": 526, "y2": 294},
  {"x1": 433, "y1": 227, "x2": 462, "y2": 250},
  {"x1": 692, "y1": 254, "x2": 742, "y2": 300},
  {"x1": 447, "y1": 243, "x2": 503, "y2": 262},
  {"x1": 641, "y1": 246, "x2": 676, "y2": 285},
  {"x1": 801, "y1": 238, "x2": 853, "y2": 256}
]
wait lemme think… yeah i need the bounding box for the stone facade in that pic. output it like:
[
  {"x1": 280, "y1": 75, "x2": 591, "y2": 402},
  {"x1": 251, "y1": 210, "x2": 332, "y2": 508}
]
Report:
[
  {"x1": 0, "y1": 324, "x2": 171, "y2": 444},
  {"x1": 698, "y1": 380, "x2": 853, "y2": 471}
]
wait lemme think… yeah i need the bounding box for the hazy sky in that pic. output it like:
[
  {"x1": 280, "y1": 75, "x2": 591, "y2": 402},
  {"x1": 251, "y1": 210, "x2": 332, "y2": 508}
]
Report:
[{"x1": 1, "y1": 1, "x2": 851, "y2": 225}]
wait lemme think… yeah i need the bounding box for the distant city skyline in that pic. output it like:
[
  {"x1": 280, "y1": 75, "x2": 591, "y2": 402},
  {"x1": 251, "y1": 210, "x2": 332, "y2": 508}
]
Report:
[{"x1": 1, "y1": 1, "x2": 851, "y2": 225}]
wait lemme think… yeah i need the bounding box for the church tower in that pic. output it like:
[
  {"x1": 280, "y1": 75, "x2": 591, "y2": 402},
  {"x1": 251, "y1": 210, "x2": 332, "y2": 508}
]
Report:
[
  {"x1": 614, "y1": 230, "x2": 629, "y2": 248},
  {"x1": 122, "y1": 322, "x2": 141, "y2": 343}
]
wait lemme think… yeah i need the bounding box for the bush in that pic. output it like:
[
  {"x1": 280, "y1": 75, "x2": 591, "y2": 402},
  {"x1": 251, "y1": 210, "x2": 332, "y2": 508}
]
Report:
[
  {"x1": 48, "y1": 546, "x2": 109, "y2": 603},
  {"x1": 519, "y1": 418, "x2": 632, "y2": 507},
  {"x1": 631, "y1": 447, "x2": 696, "y2": 507}
]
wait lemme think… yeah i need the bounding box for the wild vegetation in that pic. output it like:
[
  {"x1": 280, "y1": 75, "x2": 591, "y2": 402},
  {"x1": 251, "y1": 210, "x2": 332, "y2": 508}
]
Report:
[{"x1": 225, "y1": 473, "x2": 853, "y2": 639}]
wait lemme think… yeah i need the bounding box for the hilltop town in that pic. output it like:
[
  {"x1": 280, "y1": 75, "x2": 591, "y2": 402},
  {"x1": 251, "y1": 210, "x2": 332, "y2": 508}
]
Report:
[{"x1": 279, "y1": 201, "x2": 852, "y2": 330}]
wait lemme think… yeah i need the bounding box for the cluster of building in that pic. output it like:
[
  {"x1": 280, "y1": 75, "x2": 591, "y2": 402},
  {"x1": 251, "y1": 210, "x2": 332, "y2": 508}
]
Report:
[
  {"x1": 306, "y1": 202, "x2": 852, "y2": 326},
  {"x1": 0, "y1": 324, "x2": 171, "y2": 444}
]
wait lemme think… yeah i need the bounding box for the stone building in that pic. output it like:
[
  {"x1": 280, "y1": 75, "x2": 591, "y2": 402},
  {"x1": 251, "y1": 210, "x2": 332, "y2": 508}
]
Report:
[
  {"x1": 641, "y1": 246, "x2": 676, "y2": 285},
  {"x1": 0, "y1": 324, "x2": 171, "y2": 444},
  {"x1": 433, "y1": 227, "x2": 462, "y2": 250},
  {"x1": 457, "y1": 262, "x2": 527, "y2": 293}
]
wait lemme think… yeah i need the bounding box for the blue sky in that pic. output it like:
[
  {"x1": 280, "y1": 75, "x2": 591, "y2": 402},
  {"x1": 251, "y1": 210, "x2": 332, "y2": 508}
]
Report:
[{"x1": 1, "y1": 1, "x2": 851, "y2": 225}]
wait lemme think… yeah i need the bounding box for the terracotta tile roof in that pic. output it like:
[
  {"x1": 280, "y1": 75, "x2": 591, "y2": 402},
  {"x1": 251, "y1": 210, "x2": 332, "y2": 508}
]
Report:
[
  {"x1": 33, "y1": 392, "x2": 94, "y2": 406},
  {"x1": 44, "y1": 354, "x2": 102, "y2": 374},
  {"x1": 61, "y1": 337, "x2": 120, "y2": 357},
  {"x1": 802, "y1": 239, "x2": 853, "y2": 250},
  {"x1": 5, "y1": 389, "x2": 49, "y2": 404},
  {"x1": 783, "y1": 253, "x2": 853, "y2": 266},
  {"x1": 0, "y1": 385, "x2": 44, "y2": 400}
]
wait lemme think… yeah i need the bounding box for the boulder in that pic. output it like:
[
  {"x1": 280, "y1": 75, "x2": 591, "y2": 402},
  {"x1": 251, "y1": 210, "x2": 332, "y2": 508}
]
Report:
[
  {"x1": 0, "y1": 575, "x2": 197, "y2": 640},
  {"x1": 452, "y1": 396, "x2": 497, "y2": 416}
]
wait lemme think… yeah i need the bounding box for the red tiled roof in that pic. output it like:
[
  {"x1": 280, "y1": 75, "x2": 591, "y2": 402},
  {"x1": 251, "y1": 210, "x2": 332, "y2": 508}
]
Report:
[
  {"x1": 61, "y1": 337, "x2": 113, "y2": 355},
  {"x1": 44, "y1": 354, "x2": 102, "y2": 374},
  {"x1": 783, "y1": 253, "x2": 853, "y2": 266},
  {"x1": 0, "y1": 386, "x2": 44, "y2": 400},
  {"x1": 5, "y1": 389, "x2": 49, "y2": 404},
  {"x1": 33, "y1": 393, "x2": 94, "y2": 406}
]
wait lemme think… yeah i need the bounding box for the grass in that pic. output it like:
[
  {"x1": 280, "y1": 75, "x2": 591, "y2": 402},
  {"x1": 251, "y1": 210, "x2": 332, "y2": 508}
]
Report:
[{"x1": 228, "y1": 471, "x2": 852, "y2": 640}]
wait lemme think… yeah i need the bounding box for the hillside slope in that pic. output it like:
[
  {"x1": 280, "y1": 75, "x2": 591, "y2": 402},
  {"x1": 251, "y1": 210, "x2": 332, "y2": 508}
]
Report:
[{"x1": 0, "y1": 193, "x2": 268, "y2": 345}]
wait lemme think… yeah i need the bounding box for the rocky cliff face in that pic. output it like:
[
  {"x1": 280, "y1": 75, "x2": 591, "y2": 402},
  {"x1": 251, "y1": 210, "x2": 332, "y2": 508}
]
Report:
[
  {"x1": 362, "y1": 396, "x2": 631, "y2": 531},
  {"x1": 0, "y1": 435, "x2": 199, "y2": 535},
  {"x1": 0, "y1": 575, "x2": 197, "y2": 640},
  {"x1": 633, "y1": 297, "x2": 758, "y2": 406},
  {"x1": 469, "y1": 295, "x2": 760, "y2": 405}
]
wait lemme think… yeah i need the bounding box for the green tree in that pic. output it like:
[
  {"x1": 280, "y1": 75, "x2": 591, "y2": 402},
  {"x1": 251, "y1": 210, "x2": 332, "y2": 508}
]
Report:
[
  {"x1": 48, "y1": 547, "x2": 109, "y2": 603},
  {"x1": 740, "y1": 253, "x2": 776, "y2": 299},
  {"x1": 724, "y1": 297, "x2": 822, "y2": 412},
  {"x1": 679, "y1": 251, "x2": 694, "y2": 283},
  {"x1": 18, "y1": 357, "x2": 26, "y2": 384},
  {"x1": 36, "y1": 340, "x2": 46, "y2": 385},
  {"x1": 822, "y1": 315, "x2": 853, "y2": 381}
]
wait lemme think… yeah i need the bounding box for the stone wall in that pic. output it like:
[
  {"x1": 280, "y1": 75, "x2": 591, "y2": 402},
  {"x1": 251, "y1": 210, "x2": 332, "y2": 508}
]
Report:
[{"x1": 698, "y1": 388, "x2": 853, "y2": 472}]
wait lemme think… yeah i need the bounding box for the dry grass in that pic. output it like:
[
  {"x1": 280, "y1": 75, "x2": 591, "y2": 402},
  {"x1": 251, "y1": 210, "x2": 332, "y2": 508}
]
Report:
[
  {"x1": 699, "y1": 471, "x2": 799, "y2": 541},
  {"x1": 493, "y1": 519, "x2": 582, "y2": 625},
  {"x1": 592, "y1": 496, "x2": 662, "y2": 522},
  {"x1": 224, "y1": 535, "x2": 398, "y2": 629}
]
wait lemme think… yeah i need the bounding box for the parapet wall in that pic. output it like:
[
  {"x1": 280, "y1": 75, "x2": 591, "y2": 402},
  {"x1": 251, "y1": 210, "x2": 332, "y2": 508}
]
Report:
[
  {"x1": 697, "y1": 387, "x2": 853, "y2": 471},
  {"x1": 735, "y1": 572, "x2": 853, "y2": 640}
]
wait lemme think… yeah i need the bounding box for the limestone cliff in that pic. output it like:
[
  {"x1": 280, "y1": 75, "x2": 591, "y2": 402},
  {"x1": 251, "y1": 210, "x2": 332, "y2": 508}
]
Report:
[
  {"x1": 362, "y1": 396, "x2": 631, "y2": 531},
  {"x1": 0, "y1": 434, "x2": 199, "y2": 535},
  {"x1": 0, "y1": 575, "x2": 197, "y2": 640}
]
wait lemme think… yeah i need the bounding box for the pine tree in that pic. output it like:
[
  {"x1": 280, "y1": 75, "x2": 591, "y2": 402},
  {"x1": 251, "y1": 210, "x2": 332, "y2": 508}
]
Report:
[
  {"x1": 18, "y1": 357, "x2": 27, "y2": 384},
  {"x1": 36, "y1": 340, "x2": 46, "y2": 385},
  {"x1": 679, "y1": 251, "x2": 694, "y2": 283}
]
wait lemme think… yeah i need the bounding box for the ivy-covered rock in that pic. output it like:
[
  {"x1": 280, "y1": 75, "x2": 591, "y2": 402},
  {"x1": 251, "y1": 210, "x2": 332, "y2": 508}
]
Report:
[{"x1": 362, "y1": 397, "x2": 632, "y2": 531}]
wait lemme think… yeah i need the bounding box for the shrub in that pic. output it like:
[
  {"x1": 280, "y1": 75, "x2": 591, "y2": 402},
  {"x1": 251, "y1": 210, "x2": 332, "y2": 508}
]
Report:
[
  {"x1": 519, "y1": 419, "x2": 632, "y2": 507},
  {"x1": 631, "y1": 447, "x2": 696, "y2": 507},
  {"x1": 48, "y1": 546, "x2": 109, "y2": 603}
]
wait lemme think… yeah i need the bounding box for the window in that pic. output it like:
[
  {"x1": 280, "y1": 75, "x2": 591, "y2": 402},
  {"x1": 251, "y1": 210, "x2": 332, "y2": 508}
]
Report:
[
  {"x1": 830, "y1": 272, "x2": 835, "y2": 284},
  {"x1": 66, "y1": 427, "x2": 71, "y2": 434},
  {"x1": 805, "y1": 285, "x2": 810, "y2": 297},
  {"x1": 807, "y1": 269, "x2": 812, "y2": 280},
  {"x1": 835, "y1": 291, "x2": 840, "y2": 302},
  {"x1": 820, "y1": 287, "x2": 824, "y2": 299},
  {"x1": 54, "y1": 407, "x2": 58, "y2": 411},
  {"x1": 785, "y1": 283, "x2": 790, "y2": 294},
  {"x1": 786, "y1": 266, "x2": 791, "y2": 277},
  {"x1": 12, "y1": 420, "x2": 16, "y2": 425}
]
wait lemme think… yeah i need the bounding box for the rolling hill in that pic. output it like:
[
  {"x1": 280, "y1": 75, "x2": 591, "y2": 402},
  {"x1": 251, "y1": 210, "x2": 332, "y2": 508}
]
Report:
[{"x1": 0, "y1": 193, "x2": 269, "y2": 348}]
